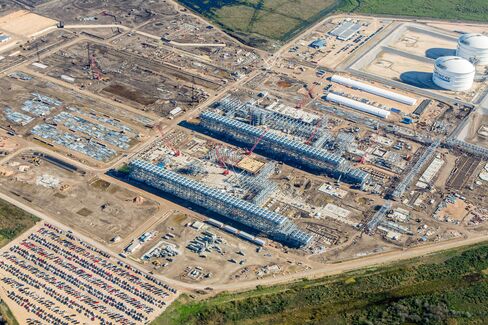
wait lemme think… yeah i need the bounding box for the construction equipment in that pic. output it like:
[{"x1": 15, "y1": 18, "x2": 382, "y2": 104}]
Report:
[
  {"x1": 215, "y1": 145, "x2": 230, "y2": 175},
  {"x1": 155, "y1": 123, "x2": 181, "y2": 157},
  {"x1": 86, "y1": 44, "x2": 102, "y2": 80},
  {"x1": 296, "y1": 76, "x2": 323, "y2": 108},
  {"x1": 90, "y1": 54, "x2": 101, "y2": 80},
  {"x1": 101, "y1": 11, "x2": 118, "y2": 23},
  {"x1": 246, "y1": 128, "x2": 268, "y2": 155},
  {"x1": 306, "y1": 84, "x2": 314, "y2": 99},
  {"x1": 305, "y1": 121, "x2": 321, "y2": 145},
  {"x1": 295, "y1": 95, "x2": 306, "y2": 109}
]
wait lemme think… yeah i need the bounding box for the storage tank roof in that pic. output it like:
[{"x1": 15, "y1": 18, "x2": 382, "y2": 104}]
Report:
[
  {"x1": 435, "y1": 56, "x2": 475, "y2": 74},
  {"x1": 459, "y1": 33, "x2": 488, "y2": 49}
]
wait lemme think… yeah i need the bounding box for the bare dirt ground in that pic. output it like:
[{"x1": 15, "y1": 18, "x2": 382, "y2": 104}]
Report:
[{"x1": 0, "y1": 10, "x2": 55, "y2": 37}]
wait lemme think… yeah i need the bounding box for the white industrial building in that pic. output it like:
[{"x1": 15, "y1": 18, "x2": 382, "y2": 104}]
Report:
[
  {"x1": 331, "y1": 75, "x2": 417, "y2": 106},
  {"x1": 432, "y1": 56, "x2": 475, "y2": 91},
  {"x1": 325, "y1": 92, "x2": 390, "y2": 118},
  {"x1": 456, "y1": 33, "x2": 488, "y2": 66}
]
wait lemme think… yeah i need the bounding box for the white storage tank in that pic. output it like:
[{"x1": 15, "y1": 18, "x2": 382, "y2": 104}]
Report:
[
  {"x1": 432, "y1": 56, "x2": 475, "y2": 91},
  {"x1": 457, "y1": 33, "x2": 488, "y2": 65}
]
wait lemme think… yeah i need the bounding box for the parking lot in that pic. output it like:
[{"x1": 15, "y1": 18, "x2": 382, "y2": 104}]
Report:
[{"x1": 0, "y1": 223, "x2": 177, "y2": 324}]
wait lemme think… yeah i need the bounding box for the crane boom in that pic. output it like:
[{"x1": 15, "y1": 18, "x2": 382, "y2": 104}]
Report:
[
  {"x1": 155, "y1": 124, "x2": 180, "y2": 157},
  {"x1": 246, "y1": 128, "x2": 268, "y2": 155},
  {"x1": 215, "y1": 145, "x2": 230, "y2": 175},
  {"x1": 305, "y1": 122, "x2": 321, "y2": 145},
  {"x1": 90, "y1": 54, "x2": 101, "y2": 80}
]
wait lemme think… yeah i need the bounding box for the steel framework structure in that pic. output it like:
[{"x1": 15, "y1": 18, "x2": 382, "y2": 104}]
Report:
[
  {"x1": 129, "y1": 160, "x2": 313, "y2": 247},
  {"x1": 446, "y1": 137, "x2": 488, "y2": 159},
  {"x1": 200, "y1": 111, "x2": 370, "y2": 185},
  {"x1": 365, "y1": 202, "x2": 392, "y2": 234},
  {"x1": 390, "y1": 140, "x2": 440, "y2": 199}
]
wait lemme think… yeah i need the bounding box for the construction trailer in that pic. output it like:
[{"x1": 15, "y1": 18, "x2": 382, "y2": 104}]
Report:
[{"x1": 128, "y1": 160, "x2": 313, "y2": 248}]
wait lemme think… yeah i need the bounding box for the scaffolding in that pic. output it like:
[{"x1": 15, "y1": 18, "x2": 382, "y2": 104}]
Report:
[
  {"x1": 390, "y1": 140, "x2": 440, "y2": 199},
  {"x1": 445, "y1": 137, "x2": 488, "y2": 159},
  {"x1": 206, "y1": 145, "x2": 242, "y2": 166},
  {"x1": 248, "y1": 105, "x2": 315, "y2": 138},
  {"x1": 365, "y1": 202, "x2": 392, "y2": 234},
  {"x1": 200, "y1": 111, "x2": 370, "y2": 185},
  {"x1": 129, "y1": 160, "x2": 313, "y2": 247}
]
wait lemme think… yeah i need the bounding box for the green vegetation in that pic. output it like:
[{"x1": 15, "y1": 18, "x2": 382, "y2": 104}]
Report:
[
  {"x1": 0, "y1": 199, "x2": 35, "y2": 324},
  {"x1": 177, "y1": 0, "x2": 341, "y2": 49},
  {"x1": 117, "y1": 164, "x2": 130, "y2": 174},
  {"x1": 154, "y1": 242, "x2": 488, "y2": 325},
  {"x1": 0, "y1": 198, "x2": 39, "y2": 248},
  {"x1": 339, "y1": 0, "x2": 488, "y2": 22},
  {"x1": 0, "y1": 300, "x2": 19, "y2": 325},
  {"x1": 179, "y1": 0, "x2": 488, "y2": 50}
]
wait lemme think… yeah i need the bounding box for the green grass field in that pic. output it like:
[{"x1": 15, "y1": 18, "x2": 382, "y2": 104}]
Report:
[
  {"x1": 0, "y1": 199, "x2": 37, "y2": 324},
  {"x1": 179, "y1": 0, "x2": 488, "y2": 50},
  {"x1": 153, "y1": 242, "x2": 488, "y2": 325},
  {"x1": 339, "y1": 0, "x2": 488, "y2": 22},
  {"x1": 0, "y1": 198, "x2": 39, "y2": 248},
  {"x1": 177, "y1": 0, "x2": 341, "y2": 49},
  {"x1": 0, "y1": 300, "x2": 19, "y2": 325}
]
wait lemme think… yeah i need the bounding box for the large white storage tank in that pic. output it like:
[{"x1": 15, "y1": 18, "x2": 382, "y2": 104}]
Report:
[
  {"x1": 432, "y1": 56, "x2": 475, "y2": 91},
  {"x1": 456, "y1": 33, "x2": 488, "y2": 65}
]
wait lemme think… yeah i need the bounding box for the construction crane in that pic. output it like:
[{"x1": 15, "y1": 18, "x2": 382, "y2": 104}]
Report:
[
  {"x1": 296, "y1": 81, "x2": 319, "y2": 108},
  {"x1": 215, "y1": 145, "x2": 230, "y2": 175},
  {"x1": 86, "y1": 44, "x2": 103, "y2": 80},
  {"x1": 305, "y1": 121, "x2": 322, "y2": 145},
  {"x1": 295, "y1": 95, "x2": 306, "y2": 109},
  {"x1": 305, "y1": 71, "x2": 327, "y2": 101},
  {"x1": 155, "y1": 123, "x2": 180, "y2": 157},
  {"x1": 246, "y1": 128, "x2": 268, "y2": 155},
  {"x1": 307, "y1": 83, "x2": 318, "y2": 99},
  {"x1": 90, "y1": 54, "x2": 102, "y2": 80}
]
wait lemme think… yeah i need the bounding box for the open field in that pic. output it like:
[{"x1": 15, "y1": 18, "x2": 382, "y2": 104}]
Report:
[
  {"x1": 0, "y1": 197, "x2": 39, "y2": 248},
  {"x1": 177, "y1": 0, "x2": 341, "y2": 49},
  {"x1": 0, "y1": 300, "x2": 18, "y2": 325},
  {"x1": 339, "y1": 0, "x2": 488, "y2": 22},
  {"x1": 154, "y1": 241, "x2": 488, "y2": 325},
  {"x1": 0, "y1": 151, "x2": 162, "y2": 245}
]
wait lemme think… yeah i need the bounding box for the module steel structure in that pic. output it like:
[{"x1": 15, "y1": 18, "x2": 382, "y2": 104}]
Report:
[
  {"x1": 129, "y1": 160, "x2": 313, "y2": 247},
  {"x1": 200, "y1": 111, "x2": 370, "y2": 185}
]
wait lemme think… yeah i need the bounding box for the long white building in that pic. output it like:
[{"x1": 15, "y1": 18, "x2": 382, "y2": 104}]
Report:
[
  {"x1": 331, "y1": 75, "x2": 417, "y2": 106},
  {"x1": 325, "y1": 93, "x2": 390, "y2": 118}
]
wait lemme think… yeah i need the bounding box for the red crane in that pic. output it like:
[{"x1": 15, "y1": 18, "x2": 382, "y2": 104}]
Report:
[
  {"x1": 215, "y1": 145, "x2": 230, "y2": 175},
  {"x1": 305, "y1": 121, "x2": 321, "y2": 145},
  {"x1": 155, "y1": 124, "x2": 180, "y2": 157},
  {"x1": 90, "y1": 54, "x2": 101, "y2": 80},
  {"x1": 307, "y1": 81, "x2": 321, "y2": 99},
  {"x1": 246, "y1": 128, "x2": 268, "y2": 155}
]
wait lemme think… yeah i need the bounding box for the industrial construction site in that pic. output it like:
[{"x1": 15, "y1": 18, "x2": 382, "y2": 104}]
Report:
[{"x1": 0, "y1": 1, "x2": 488, "y2": 323}]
